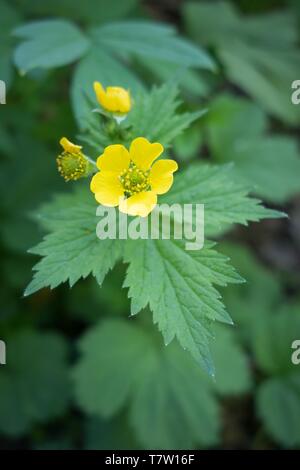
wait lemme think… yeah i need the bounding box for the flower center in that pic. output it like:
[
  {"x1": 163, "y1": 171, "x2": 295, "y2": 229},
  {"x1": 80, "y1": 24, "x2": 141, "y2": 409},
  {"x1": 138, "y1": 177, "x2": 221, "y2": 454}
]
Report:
[
  {"x1": 120, "y1": 162, "x2": 150, "y2": 197},
  {"x1": 56, "y1": 152, "x2": 88, "y2": 181}
]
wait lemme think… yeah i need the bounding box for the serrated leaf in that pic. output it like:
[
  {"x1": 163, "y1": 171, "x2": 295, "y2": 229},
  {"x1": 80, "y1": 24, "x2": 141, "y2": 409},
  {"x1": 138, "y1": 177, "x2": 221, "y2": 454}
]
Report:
[
  {"x1": 124, "y1": 238, "x2": 242, "y2": 373},
  {"x1": 24, "y1": 186, "x2": 122, "y2": 296},
  {"x1": 0, "y1": 330, "x2": 70, "y2": 437},
  {"x1": 73, "y1": 319, "x2": 220, "y2": 449},
  {"x1": 121, "y1": 163, "x2": 282, "y2": 370},
  {"x1": 74, "y1": 319, "x2": 251, "y2": 448},
  {"x1": 13, "y1": 19, "x2": 90, "y2": 73},
  {"x1": 25, "y1": 162, "x2": 283, "y2": 370},
  {"x1": 162, "y1": 163, "x2": 283, "y2": 236},
  {"x1": 127, "y1": 84, "x2": 205, "y2": 146}
]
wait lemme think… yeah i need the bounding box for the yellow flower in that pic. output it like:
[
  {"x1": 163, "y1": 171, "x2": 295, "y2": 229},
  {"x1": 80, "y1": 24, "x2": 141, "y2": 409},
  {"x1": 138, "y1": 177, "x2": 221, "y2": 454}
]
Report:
[
  {"x1": 57, "y1": 137, "x2": 92, "y2": 181},
  {"x1": 93, "y1": 82, "x2": 131, "y2": 114},
  {"x1": 90, "y1": 137, "x2": 178, "y2": 217}
]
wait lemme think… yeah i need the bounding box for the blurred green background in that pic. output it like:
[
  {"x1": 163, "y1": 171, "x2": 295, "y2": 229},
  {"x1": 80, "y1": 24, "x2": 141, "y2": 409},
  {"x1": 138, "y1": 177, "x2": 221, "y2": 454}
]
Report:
[{"x1": 1, "y1": 0, "x2": 300, "y2": 450}]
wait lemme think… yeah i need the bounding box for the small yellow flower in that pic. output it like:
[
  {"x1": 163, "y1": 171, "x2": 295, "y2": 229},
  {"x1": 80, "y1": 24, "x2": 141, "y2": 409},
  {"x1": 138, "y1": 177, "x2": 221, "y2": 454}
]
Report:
[
  {"x1": 93, "y1": 82, "x2": 131, "y2": 114},
  {"x1": 57, "y1": 137, "x2": 92, "y2": 181},
  {"x1": 90, "y1": 137, "x2": 178, "y2": 217}
]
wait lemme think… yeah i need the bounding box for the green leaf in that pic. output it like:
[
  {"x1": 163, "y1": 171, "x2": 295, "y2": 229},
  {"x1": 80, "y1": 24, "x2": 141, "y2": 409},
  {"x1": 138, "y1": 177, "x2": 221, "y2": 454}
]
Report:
[
  {"x1": 0, "y1": 330, "x2": 70, "y2": 437},
  {"x1": 252, "y1": 303, "x2": 300, "y2": 376},
  {"x1": 173, "y1": 121, "x2": 203, "y2": 161},
  {"x1": 127, "y1": 84, "x2": 206, "y2": 146},
  {"x1": 163, "y1": 163, "x2": 283, "y2": 236},
  {"x1": 206, "y1": 94, "x2": 300, "y2": 203},
  {"x1": 74, "y1": 319, "x2": 251, "y2": 448},
  {"x1": 230, "y1": 137, "x2": 300, "y2": 203},
  {"x1": 206, "y1": 94, "x2": 267, "y2": 155},
  {"x1": 137, "y1": 57, "x2": 210, "y2": 97},
  {"x1": 73, "y1": 319, "x2": 220, "y2": 449},
  {"x1": 217, "y1": 246, "x2": 300, "y2": 447},
  {"x1": 219, "y1": 243, "x2": 281, "y2": 342},
  {"x1": 131, "y1": 240, "x2": 244, "y2": 362},
  {"x1": 220, "y1": 45, "x2": 300, "y2": 126},
  {"x1": 211, "y1": 325, "x2": 252, "y2": 395},
  {"x1": 251, "y1": 304, "x2": 300, "y2": 447},
  {"x1": 124, "y1": 238, "x2": 242, "y2": 373},
  {"x1": 92, "y1": 20, "x2": 215, "y2": 71},
  {"x1": 24, "y1": 185, "x2": 123, "y2": 296},
  {"x1": 25, "y1": 161, "x2": 283, "y2": 371},
  {"x1": 13, "y1": 20, "x2": 90, "y2": 73},
  {"x1": 183, "y1": 1, "x2": 300, "y2": 124},
  {"x1": 122, "y1": 163, "x2": 282, "y2": 371},
  {"x1": 13, "y1": 17, "x2": 213, "y2": 123},
  {"x1": 257, "y1": 375, "x2": 300, "y2": 448}
]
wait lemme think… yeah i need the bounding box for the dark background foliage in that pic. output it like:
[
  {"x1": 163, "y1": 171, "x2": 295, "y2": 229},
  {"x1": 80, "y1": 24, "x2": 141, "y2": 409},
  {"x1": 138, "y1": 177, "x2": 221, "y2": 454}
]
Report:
[{"x1": 0, "y1": 0, "x2": 300, "y2": 450}]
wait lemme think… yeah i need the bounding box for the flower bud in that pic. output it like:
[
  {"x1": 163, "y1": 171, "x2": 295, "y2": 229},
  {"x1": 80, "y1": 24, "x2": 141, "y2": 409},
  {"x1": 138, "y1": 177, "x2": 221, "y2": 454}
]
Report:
[{"x1": 57, "y1": 137, "x2": 93, "y2": 181}]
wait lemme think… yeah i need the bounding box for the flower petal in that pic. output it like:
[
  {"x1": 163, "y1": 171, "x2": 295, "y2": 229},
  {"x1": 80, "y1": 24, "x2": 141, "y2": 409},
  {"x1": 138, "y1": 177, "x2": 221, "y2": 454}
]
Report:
[
  {"x1": 96, "y1": 144, "x2": 130, "y2": 173},
  {"x1": 94, "y1": 82, "x2": 131, "y2": 113},
  {"x1": 60, "y1": 137, "x2": 82, "y2": 154},
  {"x1": 150, "y1": 159, "x2": 178, "y2": 194},
  {"x1": 93, "y1": 81, "x2": 106, "y2": 107},
  {"x1": 90, "y1": 171, "x2": 124, "y2": 207},
  {"x1": 119, "y1": 191, "x2": 157, "y2": 217},
  {"x1": 106, "y1": 87, "x2": 131, "y2": 113},
  {"x1": 129, "y1": 137, "x2": 164, "y2": 171}
]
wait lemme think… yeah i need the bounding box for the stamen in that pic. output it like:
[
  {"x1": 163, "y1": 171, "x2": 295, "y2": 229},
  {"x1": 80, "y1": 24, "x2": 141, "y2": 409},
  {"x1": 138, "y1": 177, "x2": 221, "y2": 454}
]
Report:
[
  {"x1": 57, "y1": 151, "x2": 89, "y2": 181},
  {"x1": 120, "y1": 161, "x2": 150, "y2": 197}
]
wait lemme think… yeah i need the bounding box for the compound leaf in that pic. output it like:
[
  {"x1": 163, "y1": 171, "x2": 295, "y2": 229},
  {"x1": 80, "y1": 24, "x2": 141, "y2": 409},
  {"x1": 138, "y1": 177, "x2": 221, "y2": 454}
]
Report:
[
  {"x1": 73, "y1": 319, "x2": 220, "y2": 449},
  {"x1": 24, "y1": 185, "x2": 123, "y2": 296},
  {"x1": 13, "y1": 19, "x2": 90, "y2": 73}
]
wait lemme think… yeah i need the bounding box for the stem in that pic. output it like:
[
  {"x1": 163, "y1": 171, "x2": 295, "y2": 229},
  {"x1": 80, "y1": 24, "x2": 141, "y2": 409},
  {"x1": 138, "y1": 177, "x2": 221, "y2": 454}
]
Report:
[{"x1": 85, "y1": 155, "x2": 98, "y2": 169}]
